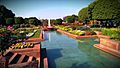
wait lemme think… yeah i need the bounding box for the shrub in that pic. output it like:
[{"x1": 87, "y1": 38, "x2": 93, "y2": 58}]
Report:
[
  {"x1": 76, "y1": 26, "x2": 90, "y2": 31},
  {"x1": 102, "y1": 28, "x2": 120, "y2": 41}
]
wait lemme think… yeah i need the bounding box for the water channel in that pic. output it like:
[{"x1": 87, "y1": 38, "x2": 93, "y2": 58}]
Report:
[{"x1": 41, "y1": 31, "x2": 120, "y2": 68}]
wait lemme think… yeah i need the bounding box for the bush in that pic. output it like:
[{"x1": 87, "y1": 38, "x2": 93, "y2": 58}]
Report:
[
  {"x1": 92, "y1": 28, "x2": 120, "y2": 41},
  {"x1": 13, "y1": 24, "x2": 19, "y2": 29},
  {"x1": 76, "y1": 26, "x2": 90, "y2": 31},
  {"x1": 102, "y1": 28, "x2": 120, "y2": 41}
]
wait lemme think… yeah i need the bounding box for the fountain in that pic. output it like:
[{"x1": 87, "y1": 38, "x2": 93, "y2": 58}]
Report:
[
  {"x1": 47, "y1": 19, "x2": 54, "y2": 30},
  {"x1": 48, "y1": 19, "x2": 51, "y2": 28}
]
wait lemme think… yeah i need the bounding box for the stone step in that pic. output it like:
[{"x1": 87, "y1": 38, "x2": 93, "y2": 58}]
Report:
[
  {"x1": 9, "y1": 53, "x2": 18, "y2": 64},
  {"x1": 27, "y1": 56, "x2": 33, "y2": 62},
  {"x1": 9, "y1": 54, "x2": 21, "y2": 64},
  {"x1": 5, "y1": 52, "x2": 14, "y2": 61},
  {"x1": 17, "y1": 55, "x2": 26, "y2": 64}
]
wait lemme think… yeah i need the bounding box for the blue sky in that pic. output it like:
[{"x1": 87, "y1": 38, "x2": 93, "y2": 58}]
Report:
[{"x1": 0, "y1": 0, "x2": 95, "y2": 19}]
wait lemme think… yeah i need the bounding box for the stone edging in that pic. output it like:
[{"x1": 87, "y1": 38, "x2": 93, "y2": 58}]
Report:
[
  {"x1": 94, "y1": 38, "x2": 120, "y2": 58},
  {"x1": 94, "y1": 44, "x2": 120, "y2": 58}
]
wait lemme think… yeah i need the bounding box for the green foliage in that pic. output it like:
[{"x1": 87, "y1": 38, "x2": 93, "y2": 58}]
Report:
[
  {"x1": 102, "y1": 28, "x2": 120, "y2": 41},
  {"x1": 0, "y1": 5, "x2": 15, "y2": 19},
  {"x1": 78, "y1": 0, "x2": 120, "y2": 25},
  {"x1": 15, "y1": 17, "x2": 24, "y2": 24},
  {"x1": 55, "y1": 25, "x2": 96, "y2": 36},
  {"x1": 13, "y1": 24, "x2": 19, "y2": 29},
  {"x1": 0, "y1": 5, "x2": 15, "y2": 26},
  {"x1": 24, "y1": 18, "x2": 29, "y2": 24},
  {"x1": 76, "y1": 26, "x2": 90, "y2": 31},
  {"x1": 6, "y1": 18, "x2": 14, "y2": 25},
  {"x1": 28, "y1": 17, "x2": 39, "y2": 26},
  {"x1": 89, "y1": 0, "x2": 120, "y2": 22},
  {"x1": 0, "y1": 29, "x2": 12, "y2": 55},
  {"x1": 29, "y1": 19, "x2": 38, "y2": 25},
  {"x1": 92, "y1": 28, "x2": 120, "y2": 41},
  {"x1": 0, "y1": 16, "x2": 5, "y2": 25},
  {"x1": 64, "y1": 15, "x2": 78, "y2": 23},
  {"x1": 30, "y1": 29, "x2": 40, "y2": 38},
  {"x1": 78, "y1": 7, "x2": 89, "y2": 21},
  {"x1": 55, "y1": 18, "x2": 63, "y2": 25}
]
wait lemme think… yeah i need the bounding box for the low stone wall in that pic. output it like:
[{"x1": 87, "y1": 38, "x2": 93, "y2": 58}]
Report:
[
  {"x1": 100, "y1": 38, "x2": 120, "y2": 51},
  {"x1": 94, "y1": 38, "x2": 120, "y2": 57},
  {"x1": 10, "y1": 44, "x2": 40, "y2": 58}
]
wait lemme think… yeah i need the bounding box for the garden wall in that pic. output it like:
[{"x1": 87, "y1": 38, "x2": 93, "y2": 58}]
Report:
[{"x1": 94, "y1": 38, "x2": 120, "y2": 57}]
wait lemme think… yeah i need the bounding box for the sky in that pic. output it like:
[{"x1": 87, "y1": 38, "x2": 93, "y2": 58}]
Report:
[{"x1": 0, "y1": 0, "x2": 95, "y2": 19}]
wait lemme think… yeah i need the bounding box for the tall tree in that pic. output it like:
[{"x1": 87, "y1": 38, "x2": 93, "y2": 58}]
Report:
[
  {"x1": 89, "y1": 0, "x2": 120, "y2": 23},
  {"x1": 15, "y1": 17, "x2": 24, "y2": 24},
  {"x1": 0, "y1": 5, "x2": 15, "y2": 19},
  {"x1": 0, "y1": 5, "x2": 15, "y2": 25},
  {"x1": 78, "y1": 7, "x2": 89, "y2": 21},
  {"x1": 55, "y1": 18, "x2": 63, "y2": 25}
]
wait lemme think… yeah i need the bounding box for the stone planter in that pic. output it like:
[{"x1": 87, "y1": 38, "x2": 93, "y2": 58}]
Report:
[
  {"x1": 94, "y1": 38, "x2": 120, "y2": 57},
  {"x1": 100, "y1": 38, "x2": 120, "y2": 51}
]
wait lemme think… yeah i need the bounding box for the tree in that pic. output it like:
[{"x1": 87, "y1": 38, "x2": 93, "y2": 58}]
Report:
[
  {"x1": 0, "y1": 5, "x2": 15, "y2": 26},
  {"x1": 55, "y1": 18, "x2": 63, "y2": 25},
  {"x1": 64, "y1": 15, "x2": 78, "y2": 23},
  {"x1": 0, "y1": 5, "x2": 15, "y2": 19},
  {"x1": 6, "y1": 18, "x2": 14, "y2": 25},
  {"x1": 29, "y1": 18, "x2": 39, "y2": 26},
  {"x1": 89, "y1": 0, "x2": 120, "y2": 26},
  {"x1": 0, "y1": 16, "x2": 5, "y2": 25},
  {"x1": 78, "y1": 7, "x2": 89, "y2": 21},
  {"x1": 42, "y1": 19, "x2": 48, "y2": 26},
  {"x1": 50, "y1": 19, "x2": 56, "y2": 25},
  {"x1": 15, "y1": 17, "x2": 24, "y2": 24},
  {"x1": 24, "y1": 18, "x2": 29, "y2": 24},
  {"x1": 28, "y1": 17, "x2": 40, "y2": 26}
]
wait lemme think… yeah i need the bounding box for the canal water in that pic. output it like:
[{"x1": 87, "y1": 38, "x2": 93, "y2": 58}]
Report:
[{"x1": 41, "y1": 31, "x2": 120, "y2": 68}]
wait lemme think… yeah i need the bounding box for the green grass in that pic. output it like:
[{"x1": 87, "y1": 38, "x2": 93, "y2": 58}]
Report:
[{"x1": 30, "y1": 29, "x2": 41, "y2": 38}]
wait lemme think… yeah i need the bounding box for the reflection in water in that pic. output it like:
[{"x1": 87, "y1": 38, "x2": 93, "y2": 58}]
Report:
[
  {"x1": 42, "y1": 31, "x2": 120, "y2": 68},
  {"x1": 77, "y1": 38, "x2": 120, "y2": 68},
  {"x1": 48, "y1": 32, "x2": 51, "y2": 42}
]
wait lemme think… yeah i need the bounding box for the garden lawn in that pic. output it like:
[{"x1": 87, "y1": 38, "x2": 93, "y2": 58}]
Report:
[{"x1": 30, "y1": 29, "x2": 41, "y2": 38}]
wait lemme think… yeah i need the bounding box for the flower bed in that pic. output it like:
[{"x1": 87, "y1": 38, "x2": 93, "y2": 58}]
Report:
[
  {"x1": 54, "y1": 25, "x2": 96, "y2": 36},
  {"x1": 13, "y1": 43, "x2": 34, "y2": 49}
]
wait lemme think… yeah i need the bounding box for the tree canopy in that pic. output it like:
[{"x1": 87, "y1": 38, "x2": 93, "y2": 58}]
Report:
[
  {"x1": 78, "y1": 0, "x2": 120, "y2": 24},
  {"x1": 90, "y1": 0, "x2": 120, "y2": 20},
  {"x1": 78, "y1": 7, "x2": 88, "y2": 21},
  {"x1": 15, "y1": 17, "x2": 24, "y2": 24},
  {"x1": 55, "y1": 18, "x2": 63, "y2": 25},
  {"x1": 64, "y1": 15, "x2": 78, "y2": 23},
  {"x1": 0, "y1": 5, "x2": 15, "y2": 25},
  {"x1": 0, "y1": 5, "x2": 15, "y2": 19}
]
